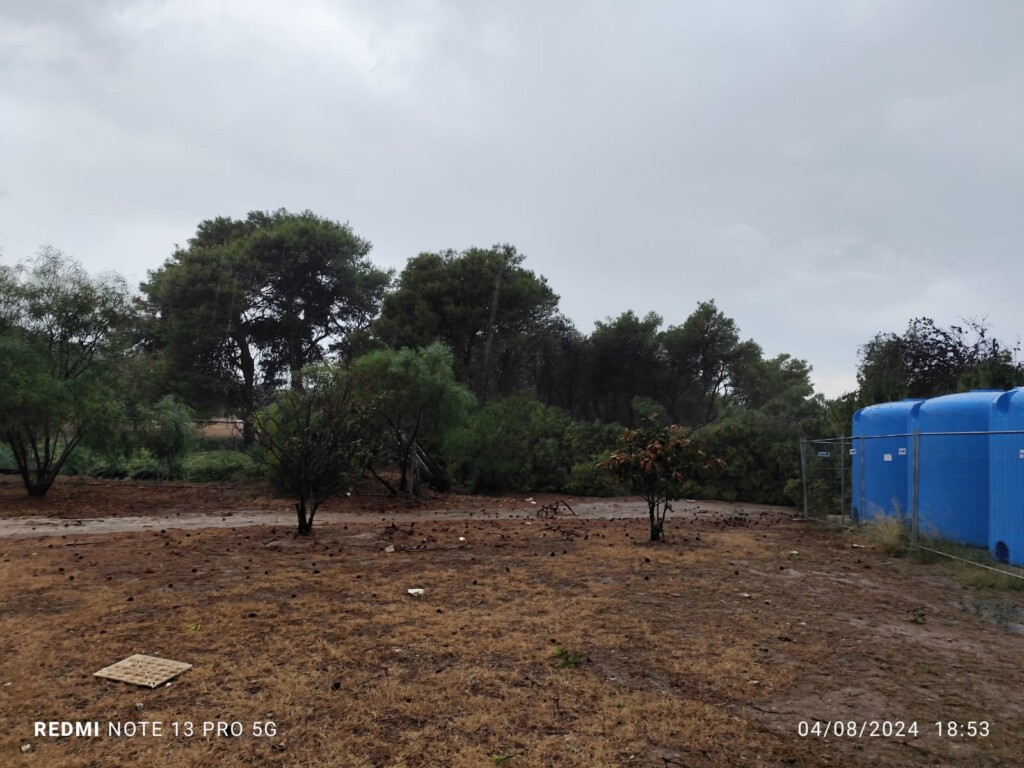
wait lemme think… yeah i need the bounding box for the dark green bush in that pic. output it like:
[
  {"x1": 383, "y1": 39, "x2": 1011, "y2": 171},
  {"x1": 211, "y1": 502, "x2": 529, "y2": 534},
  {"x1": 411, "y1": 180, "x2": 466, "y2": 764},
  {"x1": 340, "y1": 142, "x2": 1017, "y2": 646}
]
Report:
[
  {"x1": 183, "y1": 450, "x2": 262, "y2": 482},
  {"x1": 445, "y1": 397, "x2": 572, "y2": 493},
  {"x1": 125, "y1": 448, "x2": 161, "y2": 480}
]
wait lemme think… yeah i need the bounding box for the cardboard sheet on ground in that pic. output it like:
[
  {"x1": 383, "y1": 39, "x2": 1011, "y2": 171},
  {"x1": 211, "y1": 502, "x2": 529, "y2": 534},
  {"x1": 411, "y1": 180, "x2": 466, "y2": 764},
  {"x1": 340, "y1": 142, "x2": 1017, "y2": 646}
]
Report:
[{"x1": 94, "y1": 654, "x2": 192, "y2": 688}]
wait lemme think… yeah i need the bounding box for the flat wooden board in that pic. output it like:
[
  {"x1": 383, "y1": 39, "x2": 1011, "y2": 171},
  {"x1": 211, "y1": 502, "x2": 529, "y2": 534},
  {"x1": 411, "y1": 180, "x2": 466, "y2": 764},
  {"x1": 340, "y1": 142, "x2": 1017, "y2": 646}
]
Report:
[{"x1": 94, "y1": 654, "x2": 192, "y2": 688}]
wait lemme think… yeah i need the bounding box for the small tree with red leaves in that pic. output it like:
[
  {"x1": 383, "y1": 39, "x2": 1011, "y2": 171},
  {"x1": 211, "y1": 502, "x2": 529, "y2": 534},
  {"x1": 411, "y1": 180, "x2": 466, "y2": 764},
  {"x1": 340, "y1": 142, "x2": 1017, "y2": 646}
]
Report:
[{"x1": 601, "y1": 416, "x2": 723, "y2": 541}]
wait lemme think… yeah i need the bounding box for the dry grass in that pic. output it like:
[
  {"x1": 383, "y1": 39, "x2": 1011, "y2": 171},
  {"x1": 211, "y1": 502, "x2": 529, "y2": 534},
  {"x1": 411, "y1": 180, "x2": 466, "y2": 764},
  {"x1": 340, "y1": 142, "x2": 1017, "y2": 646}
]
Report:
[
  {"x1": 1, "y1": 495, "x2": 1023, "y2": 767},
  {"x1": 856, "y1": 514, "x2": 908, "y2": 556}
]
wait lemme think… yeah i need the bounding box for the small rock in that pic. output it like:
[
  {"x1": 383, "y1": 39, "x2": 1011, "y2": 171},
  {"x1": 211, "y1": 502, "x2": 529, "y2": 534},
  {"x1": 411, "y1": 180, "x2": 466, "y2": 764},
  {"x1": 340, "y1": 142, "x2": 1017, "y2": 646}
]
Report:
[
  {"x1": 384, "y1": 545, "x2": 396, "y2": 553},
  {"x1": 407, "y1": 588, "x2": 425, "y2": 597},
  {"x1": 21, "y1": 744, "x2": 31, "y2": 753}
]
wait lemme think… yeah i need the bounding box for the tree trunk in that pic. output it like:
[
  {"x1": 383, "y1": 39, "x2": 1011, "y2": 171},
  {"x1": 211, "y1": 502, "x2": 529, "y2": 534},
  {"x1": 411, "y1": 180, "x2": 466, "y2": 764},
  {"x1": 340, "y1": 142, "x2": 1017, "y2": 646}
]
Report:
[
  {"x1": 648, "y1": 500, "x2": 664, "y2": 541},
  {"x1": 296, "y1": 498, "x2": 312, "y2": 534}
]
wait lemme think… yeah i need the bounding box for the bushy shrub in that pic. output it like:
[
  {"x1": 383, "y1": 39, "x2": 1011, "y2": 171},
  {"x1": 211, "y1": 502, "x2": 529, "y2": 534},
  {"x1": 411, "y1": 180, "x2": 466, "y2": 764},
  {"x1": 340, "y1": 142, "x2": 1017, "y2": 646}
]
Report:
[
  {"x1": 125, "y1": 448, "x2": 161, "y2": 480},
  {"x1": 183, "y1": 450, "x2": 262, "y2": 482},
  {"x1": 564, "y1": 460, "x2": 625, "y2": 496},
  {"x1": 687, "y1": 413, "x2": 801, "y2": 505},
  {"x1": 139, "y1": 395, "x2": 198, "y2": 478},
  {"x1": 61, "y1": 447, "x2": 127, "y2": 478},
  {"x1": 562, "y1": 420, "x2": 626, "y2": 496},
  {"x1": 0, "y1": 442, "x2": 18, "y2": 474},
  {"x1": 446, "y1": 397, "x2": 572, "y2": 493}
]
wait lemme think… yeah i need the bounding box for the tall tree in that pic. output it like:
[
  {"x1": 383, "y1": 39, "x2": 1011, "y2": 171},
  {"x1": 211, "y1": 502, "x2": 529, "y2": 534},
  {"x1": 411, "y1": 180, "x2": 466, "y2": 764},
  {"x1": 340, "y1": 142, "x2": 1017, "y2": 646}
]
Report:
[
  {"x1": 373, "y1": 245, "x2": 560, "y2": 399},
  {"x1": 659, "y1": 301, "x2": 758, "y2": 427},
  {"x1": 141, "y1": 210, "x2": 390, "y2": 424},
  {"x1": 0, "y1": 248, "x2": 136, "y2": 496},
  {"x1": 581, "y1": 310, "x2": 665, "y2": 426},
  {"x1": 351, "y1": 343, "x2": 474, "y2": 494}
]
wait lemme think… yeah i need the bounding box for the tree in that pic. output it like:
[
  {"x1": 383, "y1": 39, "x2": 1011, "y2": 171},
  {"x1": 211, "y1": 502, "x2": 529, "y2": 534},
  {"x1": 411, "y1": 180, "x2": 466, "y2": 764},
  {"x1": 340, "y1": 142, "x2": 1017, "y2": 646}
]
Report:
[
  {"x1": 373, "y1": 245, "x2": 560, "y2": 398},
  {"x1": 351, "y1": 343, "x2": 474, "y2": 494},
  {"x1": 601, "y1": 417, "x2": 722, "y2": 541},
  {"x1": 857, "y1": 317, "x2": 1023, "y2": 403},
  {"x1": 581, "y1": 310, "x2": 665, "y2": 426},
  {"x1": 0, "y1": 248, "x2": 136, "y2": 496},
  {"x1": 140, "y1": 210, "x2": 390, "y2": 426},
  {"x1": 252, "y1": 366, "x2": 369, "y2": 534},
  {"x1": 659, "y1": 300, "x2": 760, "y2": 427},
  {"x1": 138, "y1": 395, "x2": 198, "y2": 480}
]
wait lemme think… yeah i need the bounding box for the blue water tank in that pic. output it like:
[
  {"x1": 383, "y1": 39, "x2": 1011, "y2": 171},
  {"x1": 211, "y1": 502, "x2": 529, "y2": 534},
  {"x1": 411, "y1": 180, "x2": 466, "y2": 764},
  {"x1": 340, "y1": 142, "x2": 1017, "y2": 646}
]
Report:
[
  {"x1": 851, "y1": 400, "x2": 924, "y2": 522},
  {"x1": 912, "y1": 390, "x2": 1001, "y2": 546},
  {"x1": 989, "y1": 388, "x2": 1024, "y2": 565}
]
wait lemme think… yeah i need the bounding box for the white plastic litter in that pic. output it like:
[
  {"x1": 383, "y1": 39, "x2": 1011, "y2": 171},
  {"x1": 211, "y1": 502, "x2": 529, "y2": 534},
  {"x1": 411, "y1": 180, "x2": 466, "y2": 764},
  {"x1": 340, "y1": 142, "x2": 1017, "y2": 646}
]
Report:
[
  {"x1": 384, "y1": 545, "x2": 396, "y2": 553},
  {"x1": 407, "y1": 588, "x2": 425, "y2": 597}
]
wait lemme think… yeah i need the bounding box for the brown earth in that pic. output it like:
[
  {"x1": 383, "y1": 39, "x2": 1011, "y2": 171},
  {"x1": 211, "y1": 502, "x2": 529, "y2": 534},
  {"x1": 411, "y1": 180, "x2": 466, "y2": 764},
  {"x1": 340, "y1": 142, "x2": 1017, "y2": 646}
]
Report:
[{"x1": 1, "y1": 478, "x2": 1022, "y2": 767}]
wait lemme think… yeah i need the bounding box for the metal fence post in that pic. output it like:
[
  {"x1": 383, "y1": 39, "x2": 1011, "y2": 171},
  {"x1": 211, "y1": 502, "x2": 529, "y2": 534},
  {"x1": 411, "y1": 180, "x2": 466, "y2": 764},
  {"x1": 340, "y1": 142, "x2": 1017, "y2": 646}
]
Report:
[
  {"x1": 911, "y1": 429, "x2": 920, "y2": 547},
  {"x1": 800, "y1": 439, "x2": 809, "y2": 518},
  {"x1": 840, "y1": 437, "x2": 846, "y2": 525},
  {"x1": 857, "y1": 436, "x2": 865, "y2": 524}
]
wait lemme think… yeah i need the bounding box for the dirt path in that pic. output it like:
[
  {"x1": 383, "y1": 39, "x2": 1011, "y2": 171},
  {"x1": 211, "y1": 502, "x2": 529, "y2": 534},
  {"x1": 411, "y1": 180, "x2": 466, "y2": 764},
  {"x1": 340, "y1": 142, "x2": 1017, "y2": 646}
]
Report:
[{"x1": 0, "y1": 499, "x2": 790, "y2": 538}]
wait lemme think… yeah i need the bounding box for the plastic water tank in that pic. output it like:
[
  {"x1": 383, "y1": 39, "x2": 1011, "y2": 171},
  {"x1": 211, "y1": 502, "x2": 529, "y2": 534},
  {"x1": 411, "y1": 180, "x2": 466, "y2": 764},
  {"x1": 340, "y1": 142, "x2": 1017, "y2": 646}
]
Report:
[
  {"x1": 989, "y1": 388, "x2": 1024, "y2": 565},
  {"x1": 851, "y1": 399, "x2": 924, "y2": 522},
  {"x1": 911, "y1": 390, "x2": 1001, "y2": 547}
]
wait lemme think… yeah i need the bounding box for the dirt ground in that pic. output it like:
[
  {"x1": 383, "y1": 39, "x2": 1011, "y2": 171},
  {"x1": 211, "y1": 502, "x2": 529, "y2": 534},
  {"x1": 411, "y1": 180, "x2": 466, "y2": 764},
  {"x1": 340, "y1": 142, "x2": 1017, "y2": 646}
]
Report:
[{"x1": 1, "y1": 478, "x2": 1022, "y2": 767}]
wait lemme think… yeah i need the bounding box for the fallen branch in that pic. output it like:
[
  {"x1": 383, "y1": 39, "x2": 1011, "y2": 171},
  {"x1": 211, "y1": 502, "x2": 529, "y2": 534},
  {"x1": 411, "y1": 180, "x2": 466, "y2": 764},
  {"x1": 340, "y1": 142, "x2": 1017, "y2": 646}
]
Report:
[{"x1": 536, "y1": 500, "x2": 576, "y2": 519}]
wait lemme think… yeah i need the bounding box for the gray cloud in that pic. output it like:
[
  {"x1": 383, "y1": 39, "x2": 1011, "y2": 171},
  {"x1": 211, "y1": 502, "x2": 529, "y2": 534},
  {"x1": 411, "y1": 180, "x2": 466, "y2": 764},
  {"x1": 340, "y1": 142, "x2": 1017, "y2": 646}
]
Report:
[{"x1": 2, "y1": 0, "x2": 1022, "y2": 396}]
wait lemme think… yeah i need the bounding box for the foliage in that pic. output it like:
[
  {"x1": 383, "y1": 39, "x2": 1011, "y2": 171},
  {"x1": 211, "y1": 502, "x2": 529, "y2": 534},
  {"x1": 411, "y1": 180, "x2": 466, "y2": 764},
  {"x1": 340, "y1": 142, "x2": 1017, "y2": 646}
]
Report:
[
  {"x1": 446, "y1": 397, "x2": 573, "y2": 493},
  {"x1": 562, "y1": 419, "x2": 627, "y2": 496},
  {"x1": 581, "y1": 310, "x2": 664, "y2": 426},
  {"x1": 351, "y1": 343, "x2": 474, "y2": 494},
  {"x1": 680, "y1": 349, "x2": 829, "y2": 505},
  {"x1": 373, "y1": 245, "x2": 560, "y2": 399},
  {"x1": 659, "y1": 300, "x2": 760, "y2": 426},
  {"x1": 125, "y1": 448, "x2": 161, "y2": 480},
  {"x1": 138, "y1": 395, "x2": 198, "y2": 480},
  {"x1": 553, "y1": 646, "x2": 587, "y2": 670},
  {"x1": 857, "y1": 317, "x2": 1023, "y2": 404},
  {"x1": 182, "y1": 450, "x2": 262, "y2": 482},
  {"x1": 601, "y1": 417, "x2": 723, "y2": 541},
  {"x1": 140, "y1": 210, "x2": 391, "y2": 425},
  {"x1": 0, "y1": 248, "x2": 136, "y2": 496},
  {"x1": 252, "y1": 365, "x2": 369, "y2": 534}
]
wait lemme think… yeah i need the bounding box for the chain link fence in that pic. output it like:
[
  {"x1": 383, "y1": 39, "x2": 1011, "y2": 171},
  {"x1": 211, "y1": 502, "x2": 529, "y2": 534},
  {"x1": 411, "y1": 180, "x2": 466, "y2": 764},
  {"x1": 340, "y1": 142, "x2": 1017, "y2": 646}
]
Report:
[{"x1": 801, "y1": 430, "x2": 1024, "y2": 577}]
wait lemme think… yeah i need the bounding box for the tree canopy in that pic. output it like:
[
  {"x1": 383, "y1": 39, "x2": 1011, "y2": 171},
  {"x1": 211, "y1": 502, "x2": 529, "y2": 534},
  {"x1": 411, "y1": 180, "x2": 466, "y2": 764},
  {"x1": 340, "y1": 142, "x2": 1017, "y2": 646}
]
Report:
[
  {"x1": 141, "y1": 210, "x2": 391, "y2": 422},
  {"x1": 0, "y1": 248, "x2": 136, "y2": 495},
  {"x1": 351, "y1": 343, "x2": 474, "y2": 494},
  {"x1": 857, "y1": 317, "x2": 1023, "y2": 403},
  {"x1": 372, "y1": 245, "x2": 560, "y2": 399}
]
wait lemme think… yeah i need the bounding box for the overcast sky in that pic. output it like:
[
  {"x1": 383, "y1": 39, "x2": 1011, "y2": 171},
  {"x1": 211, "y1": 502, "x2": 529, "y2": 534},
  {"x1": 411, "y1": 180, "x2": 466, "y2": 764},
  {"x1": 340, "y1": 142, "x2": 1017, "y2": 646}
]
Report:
[{"x1": 2, "y1": 0, "x2": 1022, "y2": 397}]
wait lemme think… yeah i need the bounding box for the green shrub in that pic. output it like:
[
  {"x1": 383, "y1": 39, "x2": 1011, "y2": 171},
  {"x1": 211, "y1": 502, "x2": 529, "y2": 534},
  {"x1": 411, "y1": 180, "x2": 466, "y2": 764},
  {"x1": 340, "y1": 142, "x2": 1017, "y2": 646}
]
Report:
[
  {"x1": 0, "y1": 442, "x2": 18, "y2": 473},
  {"x1": 125, "y1": 448, "x2": 161, "y2": 480},
  {"x1": 183, "y1": 450, "x2": 262, "y2": 482},
  {"x1": 446, "y1": 397, "x2": 572, "y2": 493},
  {"x1": 138, "y1": 395, "x2": 198, "y2": 478},
  {"x1": 564, "y1": 460, "x2": 624, "y2": 496},
  {"x1": 62, "y1": 447, "x2": 128, "y2": 478}
]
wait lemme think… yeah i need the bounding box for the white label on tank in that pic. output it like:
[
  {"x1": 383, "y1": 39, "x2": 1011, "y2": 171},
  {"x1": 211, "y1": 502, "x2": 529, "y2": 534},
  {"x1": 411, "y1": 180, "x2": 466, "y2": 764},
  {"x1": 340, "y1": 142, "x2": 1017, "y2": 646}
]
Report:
[
  {"x1": 883, "y1": 453, "x2": 893, "y2": 462},
  {"x1": 1019, "y1": 449, "x2": 1024, "y2": 460},
  {"x1": 898, "y1": 448, "x2": 907, "y2": 456},
  {"x1": 849, "y1": 448, "x2": 856, "y2": 455}
]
